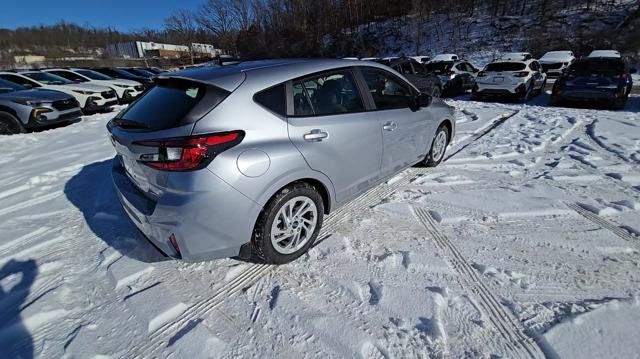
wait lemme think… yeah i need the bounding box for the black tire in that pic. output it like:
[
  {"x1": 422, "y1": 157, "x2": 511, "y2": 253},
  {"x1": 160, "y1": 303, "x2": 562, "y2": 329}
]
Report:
[
  {"x1": 251, "y1": 182, "x2": 324, "y2": 264},
  {"x1": 431, "y1": 86, "x2": 442, "y2": 98},
  {"x1": 534, "y1": 79, "x2": 546, "y2": 96},
  {"x1": 520, "y1": 82, "x2": 534, "y2": 103},
  {"x1": 612, "y1": 97, "x2": 627, "y2": 110},
  {"x1": 0, "y1": 112, "x2": 25, "y2": 135},
  {"x1": 422, "y1": 124, "x2": 450, "y2": 167},
  {"x1": 549, "y1": 94, "x2": 562, "y2": 107}
]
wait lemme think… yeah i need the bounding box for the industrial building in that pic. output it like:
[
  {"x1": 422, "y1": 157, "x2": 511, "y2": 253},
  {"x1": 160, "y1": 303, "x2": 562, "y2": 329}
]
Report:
[{"x1": 106, "y1": 41, "x2": 222, "y2": 59}]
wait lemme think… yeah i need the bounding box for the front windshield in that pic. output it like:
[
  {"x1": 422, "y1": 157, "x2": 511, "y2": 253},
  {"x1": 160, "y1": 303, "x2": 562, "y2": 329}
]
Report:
[
  {"x1": 24, "y1": 72, "x2": 72, "y2": 85},
  {"x1": 127, "y1": 68, "x2": 154, "y2": 77},
  {"x1": 0, "y1": 79, "x2": 26, "y2": 93},
  {"x1": 76, "y1": 69, "x2": 114, "y2": 80}
]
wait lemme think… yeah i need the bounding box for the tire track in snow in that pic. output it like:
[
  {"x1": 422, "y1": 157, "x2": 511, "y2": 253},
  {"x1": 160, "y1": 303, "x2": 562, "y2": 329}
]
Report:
[
  {"x1": 444, "y1": 110, "x2": 519, "y2": 162},
  {"x1": 131, "y1": 171, "x2": 416, "y2": 357},
  {"x1": 565, "y1": 202, "x2": 640, "y2": 249},
  {"x1": 412, "y1": 206, "x2": 545, "y2": 359}
]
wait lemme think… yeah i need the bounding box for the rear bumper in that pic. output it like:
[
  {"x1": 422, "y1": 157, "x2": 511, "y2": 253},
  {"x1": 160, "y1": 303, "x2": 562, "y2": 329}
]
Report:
[
  {"x1": 545, "y1": 71, "x2": 563, "y2": 78},
  {"x1": 554, "y1": 88, "x2": 622, "y2": 102},
  {"x1": 473, "y1": 82, "x2": 527, "y2": 99},
  {"x1": 111, "y1": 157, "x2": 263, "y2": 262}
]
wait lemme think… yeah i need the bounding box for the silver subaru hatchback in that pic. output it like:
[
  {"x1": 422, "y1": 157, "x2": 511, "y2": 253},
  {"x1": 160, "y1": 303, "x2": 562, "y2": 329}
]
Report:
[{"x1": 108, "y1": 59, "x2": 455, "y2": 264}]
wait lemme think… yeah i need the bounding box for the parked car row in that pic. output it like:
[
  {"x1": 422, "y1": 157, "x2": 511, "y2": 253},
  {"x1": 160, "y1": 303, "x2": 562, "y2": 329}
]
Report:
[
  {"x1": 351, "y1": 49, "x2": 633, "y2": 109},
  {"x1": 0, "y1": 66, "x2": 167, "y2": 134}
]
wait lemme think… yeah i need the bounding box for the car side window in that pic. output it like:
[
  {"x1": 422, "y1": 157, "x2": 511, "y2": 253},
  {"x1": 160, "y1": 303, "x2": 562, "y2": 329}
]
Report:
[
  {"x1": 361, "y1": 68, "x2": 413, "y2": 110},
  {"x1": 0, "y1": 74, "x2": 40, "y2": 88},
  {"x1": 398, "y1": 62, "x2": 413, "y2": 74},
  {"x1": 292, "y1": 70, "x2": 364, "y2": 116},
  {"x1": 254, "y1": 84, "x2": 286, "y2": 116}
]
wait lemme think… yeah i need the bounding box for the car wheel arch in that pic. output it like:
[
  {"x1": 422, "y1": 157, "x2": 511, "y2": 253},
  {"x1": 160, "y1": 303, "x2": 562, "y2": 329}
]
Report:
[
  {"x1": 257, "y1": 174, "x2": 334, "y2": 215},
  {"x1": 0, "y1": 106, "x2": 20, "y2": 120},
  {"x1": 438, "y1": 119, "x2": 453, "y2": 143}
]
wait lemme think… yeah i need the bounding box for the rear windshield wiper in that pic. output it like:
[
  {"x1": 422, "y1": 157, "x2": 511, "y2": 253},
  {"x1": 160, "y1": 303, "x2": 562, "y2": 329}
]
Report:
[{"x1": 112, "y1": 118, "x2": 150, "y2": 129}]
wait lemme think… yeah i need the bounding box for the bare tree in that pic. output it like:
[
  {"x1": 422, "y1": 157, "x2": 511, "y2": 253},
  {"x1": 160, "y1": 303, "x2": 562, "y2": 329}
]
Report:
[
  {"x1": 164, "y1": 9, "x2": 198, "y2": 64},
  {"x1": 197, "y1": 0, "x2": 239, "y2": 53}
]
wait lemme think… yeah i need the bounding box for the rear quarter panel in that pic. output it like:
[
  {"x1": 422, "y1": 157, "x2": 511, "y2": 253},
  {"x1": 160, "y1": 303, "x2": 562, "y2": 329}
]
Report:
[{"x1": 193, "y1": 73, "x2": 337, "y2": 211}]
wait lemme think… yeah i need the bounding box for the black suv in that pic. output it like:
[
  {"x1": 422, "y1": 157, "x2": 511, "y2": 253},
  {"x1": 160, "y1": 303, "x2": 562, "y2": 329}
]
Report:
[
  {"x1": 375, "y1": 58, "x2": 443, "y2": 97},
  {"x1": 551, "y1": 57, "x2": 634, "y2": 110}
]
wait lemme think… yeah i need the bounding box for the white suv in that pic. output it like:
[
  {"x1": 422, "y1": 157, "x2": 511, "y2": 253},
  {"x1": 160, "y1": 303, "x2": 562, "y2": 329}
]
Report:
[
  {"x1": 588, "y1": 50, "x2": 621, "y2": 58},
  {"x1": 44, "y1": 68, "x2": 145, "y2": 103},
  {"x1": 429, "y1": 54, "x2": 459, "y2": 62},
  {"x1": 0, "y1": 71, "x2": 117, "y2": 113},
  {"x1": 539, "y1": 51, "x2": 575, "y2": 78},
  {"x1": 472, "y1": 59, "x2": 547, "y2": 102},
  {"x1": 500, "y1": 52, "x2": 533, "y2": 61}
]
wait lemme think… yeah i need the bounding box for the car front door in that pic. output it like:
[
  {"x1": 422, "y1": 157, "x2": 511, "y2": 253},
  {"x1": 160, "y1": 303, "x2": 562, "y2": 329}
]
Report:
[
  {"x1": 286, "y1": 69, "x2": 383, "y2": 203},
  {"x1": 358, "y1": 67, "x2": 436, "y2": 177}
]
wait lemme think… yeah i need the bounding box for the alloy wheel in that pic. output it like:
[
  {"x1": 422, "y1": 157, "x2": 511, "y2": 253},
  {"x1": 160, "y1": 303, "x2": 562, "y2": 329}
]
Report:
[
  {"x1": 270, "y1": 196, "x2": 318, "y2": 255},
  {"x1": 432, "y1": 129, "x2": 448, "y2": 162}
]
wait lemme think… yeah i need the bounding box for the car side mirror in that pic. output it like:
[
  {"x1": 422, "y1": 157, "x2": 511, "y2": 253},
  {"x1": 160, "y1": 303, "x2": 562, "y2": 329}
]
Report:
[
  {"x1": 472, "y1": 68, "x2": 479, "y2": 73},
  {"x1": 22, "y1": 83, "x2": 33, "y2": 89},
  {"x1": 631, "y1": 68, "x2": 637, "y2": 74},
  {"x1": 412, "y1": 93, "x2": 432, "y2": 110}
]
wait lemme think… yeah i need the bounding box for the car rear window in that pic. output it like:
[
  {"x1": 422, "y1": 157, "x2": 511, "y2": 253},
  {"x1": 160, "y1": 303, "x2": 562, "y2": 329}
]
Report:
[
  {"x1": 425, "y1": 62, "x2": 453, "y2": 72},
  {"x1": 115, "y1": 78, "x2": 229, "y2": 131},
  {"x1": 484, "y1": 62, "x2": 526, "y2": 72},
  {"x1": 569, "y1": 59, "x2": 624, "y2": 76}
]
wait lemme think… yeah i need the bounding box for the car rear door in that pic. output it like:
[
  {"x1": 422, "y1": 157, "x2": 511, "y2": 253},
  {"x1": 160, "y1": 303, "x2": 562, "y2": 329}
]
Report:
[
  {"x1": 358, "y1": 67, "x2": 436, "y2": 177},
  {"x1": 286, "y1": 68, "x2": 383, "y2": 203}
]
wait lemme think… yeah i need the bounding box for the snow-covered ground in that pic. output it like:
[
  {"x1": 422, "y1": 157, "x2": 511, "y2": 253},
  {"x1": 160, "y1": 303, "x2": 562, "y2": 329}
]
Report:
[{"x1": 1, "y1": 93, "x2": 640, "y2": 358}]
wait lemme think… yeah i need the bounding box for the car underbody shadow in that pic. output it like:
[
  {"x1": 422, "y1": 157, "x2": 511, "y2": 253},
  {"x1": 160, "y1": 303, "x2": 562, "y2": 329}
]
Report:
[{"x1": 64, "y1": 159, "x2": 167, "y2": 263}]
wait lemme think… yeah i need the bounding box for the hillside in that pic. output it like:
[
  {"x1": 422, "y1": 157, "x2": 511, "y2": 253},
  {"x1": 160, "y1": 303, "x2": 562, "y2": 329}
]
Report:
[{"x1": 336, "y1": 0, "x2": 640, "y2": 63}]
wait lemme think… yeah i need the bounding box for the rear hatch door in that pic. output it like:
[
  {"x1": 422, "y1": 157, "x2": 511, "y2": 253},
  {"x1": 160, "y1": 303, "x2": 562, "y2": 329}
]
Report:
[
  {"x1": 566, "y1": 59, "x2": 623, "y2": 89},
  {"x1": 108, "y1": 77, "x2": 232, "y2": 198}
]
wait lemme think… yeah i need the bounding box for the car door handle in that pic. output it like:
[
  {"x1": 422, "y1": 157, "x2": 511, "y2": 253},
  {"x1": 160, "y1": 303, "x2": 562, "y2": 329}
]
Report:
[
  {"x1": 303, "y1": 129, "x2": 328, "y2": 142},
  {"x1": 383, "y1": 122, "x2": 397, "y2": 131}
]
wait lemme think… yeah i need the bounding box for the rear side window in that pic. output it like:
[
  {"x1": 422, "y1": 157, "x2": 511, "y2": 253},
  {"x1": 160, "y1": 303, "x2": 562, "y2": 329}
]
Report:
[
  {"x1": 485, "y1": 62, "x2": 526, "y2": 72},
  {"x1": 254, "y1": 84, "x2": 286, "y2": 116},
  {"x1": 116, "y1": 78, "x2": 229, "y2": 131}
]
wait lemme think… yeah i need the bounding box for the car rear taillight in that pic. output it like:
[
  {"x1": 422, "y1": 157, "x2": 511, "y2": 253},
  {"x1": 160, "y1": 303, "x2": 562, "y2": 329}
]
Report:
[
  {"x1": 134, "y1": 131, "x2": 244, "y2": 171},
  {"x1": 514, "y1": 71, "x2": 530, "y2": 77},
  {"x1": 477, "y1": 71, "x2": 486, "y2": 77}
]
